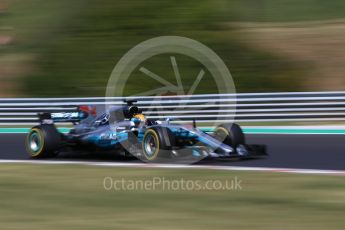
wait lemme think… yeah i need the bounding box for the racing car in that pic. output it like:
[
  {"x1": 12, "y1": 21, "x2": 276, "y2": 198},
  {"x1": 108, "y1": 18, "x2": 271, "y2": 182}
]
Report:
[{"x1": 25, "y1": 101, "x2": 267, "y2": 162}]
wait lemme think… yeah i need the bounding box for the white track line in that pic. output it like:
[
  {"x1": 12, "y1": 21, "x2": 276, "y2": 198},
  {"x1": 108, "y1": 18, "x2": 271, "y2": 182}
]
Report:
[{"x1": 0, "y1": 160, "x2": 343, "y2": 176}]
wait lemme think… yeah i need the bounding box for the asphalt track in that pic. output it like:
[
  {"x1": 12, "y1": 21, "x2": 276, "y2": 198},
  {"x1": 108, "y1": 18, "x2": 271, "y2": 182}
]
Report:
[{"x1": 0, "y1": 133, "x2": 344, "y2": 170}]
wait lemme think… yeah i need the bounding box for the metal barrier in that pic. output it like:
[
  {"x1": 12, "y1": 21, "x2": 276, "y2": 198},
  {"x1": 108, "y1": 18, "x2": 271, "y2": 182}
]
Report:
[{"x1": 1, "y1": 91, "x2": 345, "y2": 125}]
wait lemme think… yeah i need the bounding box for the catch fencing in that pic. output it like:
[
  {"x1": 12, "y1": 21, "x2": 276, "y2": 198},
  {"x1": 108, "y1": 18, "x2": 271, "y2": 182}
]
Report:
[{"x1": 1, "y1": 91, "x2": 345, "y2": 125}]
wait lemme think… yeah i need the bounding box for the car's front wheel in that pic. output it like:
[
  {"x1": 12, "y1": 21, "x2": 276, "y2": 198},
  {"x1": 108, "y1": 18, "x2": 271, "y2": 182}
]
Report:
[
  {"x1": 214, "y1": 123, "x2": 245, "y2": 148},
  {"x1": 141, "y1": 127, "x2": 176, "y2": 162}
]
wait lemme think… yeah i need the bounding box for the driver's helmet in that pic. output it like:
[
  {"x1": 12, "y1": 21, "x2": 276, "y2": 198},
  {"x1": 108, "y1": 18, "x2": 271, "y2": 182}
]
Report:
[{"x1": 132, "y1": 113, "x2": 146, "y2": 123}]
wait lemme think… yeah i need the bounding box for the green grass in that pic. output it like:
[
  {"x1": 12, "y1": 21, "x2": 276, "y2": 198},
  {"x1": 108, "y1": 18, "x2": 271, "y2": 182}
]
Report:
[{"x1": 0, "y1": 164, "x2": 344, "y2": 229}]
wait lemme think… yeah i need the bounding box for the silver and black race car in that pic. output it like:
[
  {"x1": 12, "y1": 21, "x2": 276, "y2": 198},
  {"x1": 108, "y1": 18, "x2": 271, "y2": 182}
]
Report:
[{"x1": 26, "y1": 101, "x2": 267, "y2": 162}]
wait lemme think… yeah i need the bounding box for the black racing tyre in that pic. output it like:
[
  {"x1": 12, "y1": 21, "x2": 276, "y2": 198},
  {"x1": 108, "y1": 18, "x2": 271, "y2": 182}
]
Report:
[
  {"x1": 141, "y1": 126, "x2": 176, "y2": 162},
  {"x1": 26, "y1": 125, "x2": 61, "y2": 158},
  {"x1": 214, "y1": 123, "x2": 245, "y2": 148}
]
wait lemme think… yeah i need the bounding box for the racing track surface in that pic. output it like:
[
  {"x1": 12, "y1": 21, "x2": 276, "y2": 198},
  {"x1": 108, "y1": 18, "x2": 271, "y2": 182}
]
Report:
[{"x1": 0, "y1": 134, "x2": 344, "y2": 170}]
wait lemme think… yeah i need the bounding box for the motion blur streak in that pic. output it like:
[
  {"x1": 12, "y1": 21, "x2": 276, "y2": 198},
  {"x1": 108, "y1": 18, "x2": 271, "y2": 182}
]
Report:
[{"x1": 1, "y1": 1, "x2": 345, "y2": 97}]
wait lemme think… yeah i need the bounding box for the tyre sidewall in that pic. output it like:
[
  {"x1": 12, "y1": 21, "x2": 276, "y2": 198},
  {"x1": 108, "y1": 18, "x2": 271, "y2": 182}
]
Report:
[
  {"x1": 26, "y1": 125, "x2": 61, "y2": 158},
  {"x1": 142, "y1": 126, "x2": 176, "y2": 162},
  {"x1": 215, "y1": 123, "x2": 245, "y2": 148}
]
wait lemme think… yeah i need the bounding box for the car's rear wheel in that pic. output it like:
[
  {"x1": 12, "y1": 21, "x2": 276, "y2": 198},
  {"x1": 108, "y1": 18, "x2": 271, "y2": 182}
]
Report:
[
  {"x1": 26, "y1": 125, "x2": 61, "y2": 158},
  {"x1": 141, "y1": 127, "x2": 176, "y2": 162},
  {"x1": 214, "y1": 123, "x2": 245, "y2": 148}
]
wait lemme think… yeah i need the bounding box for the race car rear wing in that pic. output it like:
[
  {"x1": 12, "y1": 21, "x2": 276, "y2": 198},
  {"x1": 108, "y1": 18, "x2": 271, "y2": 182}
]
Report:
[
  {"x1": 38, "y1": 111, "x2": 85, "y2": 124},
  {"x1": 38, "y1": 105, "x2": 97, "y2": 124}
]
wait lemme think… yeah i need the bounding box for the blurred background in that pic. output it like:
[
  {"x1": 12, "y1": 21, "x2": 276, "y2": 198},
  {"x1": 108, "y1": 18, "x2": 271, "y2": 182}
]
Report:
[
  {"x1": 0, "y1": 0, "x2": 345, "y2": 97},
  {"x1": 1, "y1": 3, "x2": 344, "y2": 228}
]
